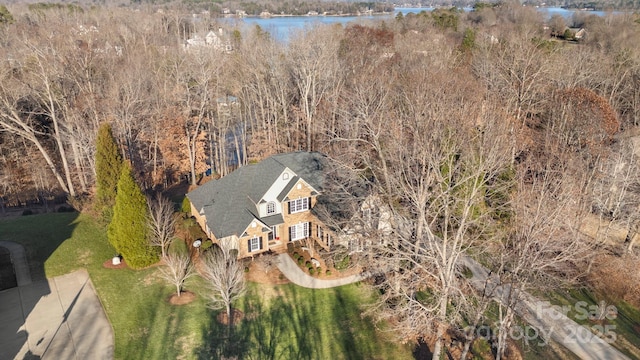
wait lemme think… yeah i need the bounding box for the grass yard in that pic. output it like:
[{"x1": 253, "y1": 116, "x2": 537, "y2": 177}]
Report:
[{"x1": 0, "y1": 213, "x2": 412, "y2": 359}]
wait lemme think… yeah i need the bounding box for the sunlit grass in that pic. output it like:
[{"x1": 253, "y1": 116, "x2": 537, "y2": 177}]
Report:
[{"x1": 0, "y1": 213, "x2": 412, "y2": 359}]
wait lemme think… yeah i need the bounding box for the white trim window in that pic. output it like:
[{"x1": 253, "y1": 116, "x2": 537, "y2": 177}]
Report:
[
  {"x1": 249, "y1": 236, "x2": 261, "y2": 252},
  {"x1": 266, "y1": 201, "x2": 276, "y2": 215},
  {"x1": 290, "y1": 222, "x2": 309, "y2": 241},
  {"x1": 289, "y1": 197, "x2": 310, "y2": 213}
]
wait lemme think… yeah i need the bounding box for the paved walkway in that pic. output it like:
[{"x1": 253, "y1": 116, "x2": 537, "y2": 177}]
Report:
[
  {"x1": 461, "y1": 256, "x2": 630, "y2": 360},
  {"x1": 276, "y1": 253, "x2": 365, "y2": 289},
  {"x1": 0, "y1": 242, "x2": 114, "y2": 360}
]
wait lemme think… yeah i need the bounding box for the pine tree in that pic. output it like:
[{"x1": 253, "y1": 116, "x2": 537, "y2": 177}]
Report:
[
  {"x1": 108, "y1": 162, "x2": 158, "y2": 269},
  {"x1": 95, "y1": 123, "x2": 122, "y2": 224}
]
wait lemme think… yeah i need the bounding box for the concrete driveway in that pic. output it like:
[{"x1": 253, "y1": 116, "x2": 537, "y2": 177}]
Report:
[{"x1": 0, "y1": 264, "x2": 113, "y2": 359}]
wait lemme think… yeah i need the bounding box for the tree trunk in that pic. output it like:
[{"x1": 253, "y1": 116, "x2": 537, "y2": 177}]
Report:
[
  {"x1": 432, "y1": 322, "x2": 446, "y2": 360},
  {"x1": 70, "y1": 137, "x2": 88, "y2": 193},
  {"x1": 226, "y1": 303, "x2": 233, "y2": 336}
]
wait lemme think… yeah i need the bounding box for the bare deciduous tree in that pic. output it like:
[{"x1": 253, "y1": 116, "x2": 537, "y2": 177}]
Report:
[
  {"x1": 488, "y1": 159, "x2": 594, "y2": 359},
  {"x1": 159, "y1": 246, "x2": 196, "y2": 297},
  {"x1": 201, "y1": 243, "x2": 246, "y2": 332},
  {"x1": 147, "y1": 193, "x2": 177, "y2": 258},
  {"x1": 363, "y1": 65, "x2": 512, "y2": 360}
]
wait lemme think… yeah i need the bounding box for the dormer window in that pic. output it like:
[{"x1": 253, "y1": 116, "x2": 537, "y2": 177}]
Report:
[{"x1": 266, "y1": 201, "x2": 276, "y2": 215}]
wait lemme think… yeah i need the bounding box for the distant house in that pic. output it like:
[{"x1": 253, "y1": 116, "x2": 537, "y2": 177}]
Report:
[
  {"x1": 183, "y1": 29, "x2": 233, "y2": 53},
  {"x1": 571, "y1": 28, "x2": 586, "y2": 40},
  {"x1": 186, "y1": 152, "x2": 334, "y2": 258}
]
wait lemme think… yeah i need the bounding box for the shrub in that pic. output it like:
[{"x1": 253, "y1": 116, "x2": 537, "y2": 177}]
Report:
[
  {"x1": 201, "y1": 239, "x2": 213, "y2": 250},
  {"x1": 309, "y1": 268, "x2": 315, "y2": 275},
  {"x1": 22, "y1": 209, "x2": 33, "y2": 216},
  {"x1": 335, "y1": 254, "x2": 351, "y2": 271},
  {"x1": 305, "y1": 261, "x2": 312, "y2": 268},
  {"x1": 326, "y1": 270, "x2": 332, "y2": 276},
  {"x1": 297, "y1": 258, "x2": 304, "y2": 265},
  {"x1": 181, "y1": 197, "x2": 191, "y2": 213}
]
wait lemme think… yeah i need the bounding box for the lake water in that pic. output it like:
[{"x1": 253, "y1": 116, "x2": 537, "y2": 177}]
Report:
[{"x1": 224, "y1": 7, "x2": 621, "y2": 42}]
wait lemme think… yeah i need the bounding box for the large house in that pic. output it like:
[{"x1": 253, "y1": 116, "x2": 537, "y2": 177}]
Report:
[{"x1": 186, "y1": 152, "x2": 333, "y2": 258}]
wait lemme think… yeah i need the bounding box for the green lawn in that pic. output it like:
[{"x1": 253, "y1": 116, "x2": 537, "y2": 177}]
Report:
[{"x1": 0, "y1": 213, "x2": 412, "y2": 359}]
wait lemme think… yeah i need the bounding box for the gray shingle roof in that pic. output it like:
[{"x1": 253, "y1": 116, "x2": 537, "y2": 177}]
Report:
[{"x1": 186, "y1": 152, "x2": 325, "y2": 239}]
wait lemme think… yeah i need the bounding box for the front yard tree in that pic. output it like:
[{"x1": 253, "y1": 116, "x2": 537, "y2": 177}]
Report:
[
  {"x1": 201, "y1": 242, "x2": 246, "y2": 333},
  {"x1": 159, "y1": 243, "x2": 195, "y2": 298},
  {"x1": 108, "y1": 162, "x2": 158, "y2": 269},
  {"x1": 95, "y1": 123, "x2": 123, "y2": 223},
  {"x1": 147, "y1": 193, "x2": 177, "y2": 258}
]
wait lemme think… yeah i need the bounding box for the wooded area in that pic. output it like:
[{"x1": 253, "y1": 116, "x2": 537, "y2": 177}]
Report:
[{"x1": 1, "y1": 3, "x2": 640, "y2": 357}]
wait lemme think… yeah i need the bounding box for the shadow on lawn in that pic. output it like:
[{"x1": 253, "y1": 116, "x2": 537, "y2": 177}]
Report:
[
  {"x1": 197, "y1": 286, "x2": 300, "y2": 359},
  {"x1": 196, "y1": 284, "x2": 374, "y2": 359},
  {"x1": 0, "y1": 212, "x2": 80, "y2": 360},
  {"x1": 194, "y1": 283, "x2": 400, "y2": 359}
]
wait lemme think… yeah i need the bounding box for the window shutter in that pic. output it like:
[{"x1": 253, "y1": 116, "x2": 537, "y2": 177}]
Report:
[
  {"x1": 307, "y1": 197, "x2": 311, "y2": 209},
  {"x1": 289, "y1": 226, "x2": 293, "y2": 241},
  {"x1": 247, "y1": 239, "x2": 252, "y2": 252},
  {"x1": 259, "y1": 236, "x2": 263, "y2": 250},
  {"x1": 288, "y1": 201, "x2": 291, "y2": 214},
  {"x1": 308, "y1": 222, "x2": 312, "y2": 237}
]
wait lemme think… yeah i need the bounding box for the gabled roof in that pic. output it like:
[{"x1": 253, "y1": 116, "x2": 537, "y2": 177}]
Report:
[{"x1": 187, "y1": 152, "x2": 326, "y2": 239}]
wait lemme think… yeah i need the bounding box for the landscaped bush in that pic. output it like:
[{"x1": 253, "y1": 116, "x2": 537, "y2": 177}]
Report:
[
  {"x1": 201, "y1": 239, "x2": 213, "y2": 250},
  {"x1": 297, "y1": 257, "x2": 304, "y2": 265},
  {"x1": 180, "y1": 197, "x2": 191, "y2": 213},
  {"x1": 326, "y1": 270, "x2": 332, "y2": 276},
  {"x1": 335, "y1": 253, "x2": 351, "y2": 271},
  {"x1": 309, "y1": 268, "x2": 315, "y2": 275}
]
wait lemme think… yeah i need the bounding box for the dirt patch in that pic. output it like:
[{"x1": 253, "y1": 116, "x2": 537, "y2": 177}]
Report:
[
  {"x1": 217, "y1": 308, "x2": 244, "y2": 325},
  {"x1": 103, "y1": 258, "x2": 128, "y2": 269},
  {"x1": 168, "y1": 290, "x2": 196, "y2": 305}
]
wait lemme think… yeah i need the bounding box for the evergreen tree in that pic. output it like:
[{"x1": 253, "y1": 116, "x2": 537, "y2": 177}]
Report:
[
  {"x1": 95, "y1": 123, "x2": 122, "y2": 223},
  {"x1": 108, "y1": 162, "x2": 158, "y2": 269}
]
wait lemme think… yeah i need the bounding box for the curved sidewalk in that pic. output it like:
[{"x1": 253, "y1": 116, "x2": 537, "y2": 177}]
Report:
[{"x1": 276, "y1": 253, "x2": 365, "y2": 289}]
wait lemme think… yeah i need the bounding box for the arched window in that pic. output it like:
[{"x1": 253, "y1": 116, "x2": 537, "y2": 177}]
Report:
[{"x1": 266, "y1": 201, "x2": 276, "y2": 215}]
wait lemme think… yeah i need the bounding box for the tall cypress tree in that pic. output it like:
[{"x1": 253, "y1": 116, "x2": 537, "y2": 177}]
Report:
[
  {"x1": 108, "y1": 162, "x2": 158, "y2": 269},
  {"x1": 95, "y1": 123, "x2": 122, "y2": 224}
]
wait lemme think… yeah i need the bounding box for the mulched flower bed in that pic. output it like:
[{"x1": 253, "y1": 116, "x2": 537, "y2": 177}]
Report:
[
  {"x1": 168, "y1": 290, "x2": 196, "y2": 305},
  {"x1": 103, "y1": 258, "x2": 128, "y2": 269}
]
